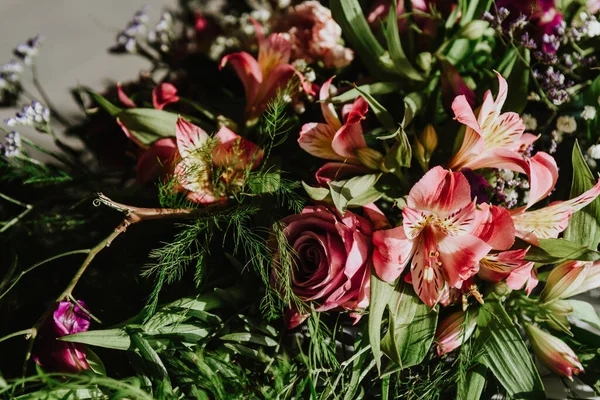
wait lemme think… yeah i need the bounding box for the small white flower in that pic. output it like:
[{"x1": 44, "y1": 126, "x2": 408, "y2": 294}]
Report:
[
  {"x1": 585, "y1": 155, "x2": 597, "y2": 169},
  {"x1": 588, "y1": 20, "x2": 600, "y2": 37},
  {"x1": 581, "y1": 106, "x2": 597, "y2": 120},
  {"x1": 556, "y1": 115, "x2": 577, "y2": 134},
  {"x1": 522, "y1": 113, "x2": 538, "y2": 131},
  {"x1": 277, "y1": 0, "x2": 291, "y2": 8},
  {"x1": 499, "y1": 169, "x2": 514, "y2": 182},
  {"x1": 588, "y1": 144, "x2": 600, "y2": 159}
]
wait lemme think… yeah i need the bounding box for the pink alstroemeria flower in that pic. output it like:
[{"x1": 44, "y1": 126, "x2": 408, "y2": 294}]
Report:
[
  {"x1": 116, "y1": 82, "x2": 180, "y2": 184},
  {"x1": 450, "y1": 72, "x2": 558, "y2": 209},
  {"x1": 298, "y1": 78, "x2": 371, "y2": 184},
  {"x1": 174, "y1": 118, "x2": 263, "y2": 204},
  {"x1": 526, "y1": 323, "x2": 584, "y2": 380},
  {"x1": 33, "y1": 301, "x2": 91, "y2": 373},
  {"x1": 372, "y1": 167, "x2": 501, "y2": 306},
  {"x1": 221, "y1": 21, "x2": 312, "y2": 121},
  {"x1": 510, "y1": 179, "x2": 600, "y2": 245}
]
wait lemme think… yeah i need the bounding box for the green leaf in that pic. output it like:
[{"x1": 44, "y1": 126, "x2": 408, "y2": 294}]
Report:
[
  {"x1": 380, "y1": 283, "x2": 438, "y2": 369},
  {"x1": 220, "y1": 332, "x2": 278, "y2": 347},
  {"x1": 567, "y1": 299, "x2": 600, "y2": 332},
  {"x1": 86, "y1": 348, "x2": 107, "y2": 375},
  {"x1": 384, "y1": 129, "x2": 412, "y2": 171},
  {"x1": 402, "y1": 93, "x2": 423, "y2": 129},
  {"x1": 302, "y1": 181, "x2": 330, "y2": 201},
  {"x1": 330, "y1": 0, "x2": 390, "y2": 77},
  {"x1": 330, "y1": 82, "x2": 402, "y2": 104},
  {"x1": 383, "y1": 0, "x2": 423, "y2": 81},
  {"x1": 164, "y1": 293, "x2": 225, "y2": 312},
  {"x1": 476, "y1": 301, "x2": 544, "y2": 398},
  {"x1": 520, "y1": 238, "x2": 600, "y2": 264},
  {"x1": 328, "y1": 173, "x2": 382, "y2": 213},
  {"x1": 117, "y1": 108, "x2": 178, "y2": 146},
  {"x1": 129, "y1": 331, "x2": 170, "y2": 383},
  {"x1": 459, "y1": 0, "x2": 493, "y2": 26},
  {"x1": 86, "y1": 89, "x2": 122, "y2": 117},
  {"x1": 368, "y1": 271, "x2": 397, "y2": 373},
  {"x1": 224, "y1": 343, "x2": 272, "y2": 362},
  {"x1": 459, "y1": 363, "x2": 487, "y2": 400},
  {"x1": 504, "y1": 48, "x2": 530, "y2": 113},
  {"x1": 61, "y1": 328, "x2": 132, "y2": 350},
  {"x1": 353, "y1": 85, "x2": 396, "y2": 132},
  {"x1": 564, "y1": 141, "x2": 600, "y2": 250}
]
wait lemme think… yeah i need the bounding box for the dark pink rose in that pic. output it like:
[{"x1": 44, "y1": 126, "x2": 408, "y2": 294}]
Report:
[
  {"x1": 274, "y1": 205, "x2": 373, "y2": 328},
  {"x1": 33, "y1": 301, "x2": 91, "y2": 373}
]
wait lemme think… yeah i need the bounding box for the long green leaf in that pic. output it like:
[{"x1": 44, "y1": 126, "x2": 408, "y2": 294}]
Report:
[
  {"x1": 380, "y1": 283, "x2": 438, "y2": 369},
  {"x1": 520, "y1": 238, "x2": 600, "y2": 264},
  {"x1": 330, "y1": 0, "x2": 390, "y2": 77},
  {"x1": 87, "y1": 90, "x2": 122, "y2": 117},
  {"x1": 117, "y1": 108, "x2": 178, "y2": 146},
  {"x1": 61, "y1": 328, "x2": 132, "y2": 350},
  {"x1": 458, "y1": 363, "x2": 487, "y2": 400},
  {"x1": 330, "y1": 82, "x2": 401, "y2": 104},
  {"x1": 368, "y1": 271, "x2": 396, "y2": 373},
  {"x1": 353, "y1": 85, "x2": 396, "y2": 132},
  {"x1": 476, "y1": 301, "x2": 544, "y2": 398},
  {"x1": 383, "y1": 0, "x2": 423, "y2": 81},
  {"x1": 564, "y1": 141, "x2": 600, "y2": 249},
  {"x1": 504, "y1": 48, "x2": 530, "y2": 113}
]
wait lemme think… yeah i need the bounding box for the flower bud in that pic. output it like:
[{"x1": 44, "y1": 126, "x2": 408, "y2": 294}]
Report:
[
  {"x1": 540, "y1": 260, "x2": 590, "y2": 302},
  {"x1": 356, "y1": 147, "x2": 384, "y2": 170},
  {"x1": 458, "y1": 20, "x2": 490, "y2": 40},
  {"x1": 419, "y1": 124, "x2": 438, "y2": 159},
  {"x1": 525, "y1": 324, "x2": 584, "y2": 380},
  {"x1": 435, "y1": 309, "x2": 478, "y2": 356}
]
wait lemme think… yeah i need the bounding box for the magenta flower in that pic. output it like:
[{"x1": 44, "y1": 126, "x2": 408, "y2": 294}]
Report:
[
  {"x1": 274, "y1": 205, "x2": 374, "y2": 328},
  {"x1": 33, "y1": 301, "x2": 91, "y2": 373}
]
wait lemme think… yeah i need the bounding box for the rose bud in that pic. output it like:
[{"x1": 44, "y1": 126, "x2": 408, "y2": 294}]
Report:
[
  {"x1": 525, "y1": 323, "x2": 584, "y2": 380},
  {"x1": 33, "y1": 301, "x2": 91, "y2": 373},
  {"x1": 435, "y1": 309, "x2": 478, "y2": 356},
  {"x1": 273, "y1": 205, "x2": 374, "y2": 329},
  {"x1": 440, "y1": 60, "x2": 475, "y2": 115}
]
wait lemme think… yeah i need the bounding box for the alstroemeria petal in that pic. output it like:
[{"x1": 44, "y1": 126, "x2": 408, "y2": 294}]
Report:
[
  {"x1": 117, "y1": 118, "x2": 147, "y2": 149},
  {"x1": 330, "y1": 121, "x2": 367, "y2": 162},
  {"x1": 526, "y1": 151, "x2": 559, "y2": 209},
  {"x1": 152, "y1": 83, "x2": 179, "y2": 110},
  {"x1": 372, "y1": 226, "x2": 415, "y2": 282},
  {"x1": 213, "y1": 126, "x2": 263, "y2": 170},
  {"x1": 314, "y1": 162, "x2": 369, "y2": 186},
  {"x1": 452, "y1": 94, "x2": 481, "y2": 134},
  {"x1": 320, "y1": 77, "x2": 342, "y2": 130},
  {"x1": 175, "y1": 117, "x2": 210, "y2": 158},
  {"x1": 407, "y1": 166, "x2": 472, "y2": 216},
  {"x1": 512, "y1": 179, "x2": 600, "y2": 242},
  {"x1": 471, "y1": 204, "x2": 515, "y2": 250},
  {"x1": 136, "y1": 138, "x2": 178, "y2": 184},
  {"x1": 437, "y1": 233, "x2": 490, "y2": 288},
  {"x1": 220, "y1": 52, "x2": 263, "y2": 109},
  {"x1": 411, "y1": 229, "x2": 445, "y2": 307},
  {"x1": 298, "y1": 122, "x2": 345, "y2": 161},
  {"x1": 117, "y1": 82, "x2": 137, "y2": 108}
]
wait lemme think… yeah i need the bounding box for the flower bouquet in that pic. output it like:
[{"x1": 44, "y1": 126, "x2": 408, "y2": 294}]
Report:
[{"x1": 2, "y1": 0, "x2": 600, "y2": 398}]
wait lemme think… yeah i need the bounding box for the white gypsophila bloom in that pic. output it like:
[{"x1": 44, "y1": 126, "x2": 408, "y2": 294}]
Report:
[
  {"x1": 586, "y1": 155, "x2": 597, "y2": 169},
  {"x1": 588, "y1": 144, "x2": 600, "y2": 159},
  {"x1": 505, "y1": 188, "x2": 519, "y2": 203},
  {"x1": 581, "y1": 106, "x2": 597, "y2": 120},
  {"x1": 588, "y1": 20, "x2": 600, "y2": 37},
  {"x1": 521, "y1": 113, "x2": 538, "y2": 131},
  {"x1": 277, "y1": 0, "x2": 291, "y2": 7},
  {"x1": 556, "y1": 115, "x2": 577, "y2": 134},
  {"x1": 553, "y1": 130, "x2": 564, "y2": 144},
  {"x1": 499, "y1": 169, "x2": 515, "y2": 182}
]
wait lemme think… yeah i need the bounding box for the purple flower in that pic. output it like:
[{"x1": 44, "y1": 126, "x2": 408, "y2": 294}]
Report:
[
  {"x1": 33, "y1": 301, "x2": 91, "y2": 373},
  {"x1": 496, "y1": 0, "x2": 564, "y2": 53},
  {"x1": 461, "y1": 168, "x2": 490, "y2": 204}
]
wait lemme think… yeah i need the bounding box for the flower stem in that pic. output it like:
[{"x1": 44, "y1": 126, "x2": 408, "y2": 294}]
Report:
[{"x1": 31, "y1": 63, "x2": 71, "y2": 128}]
